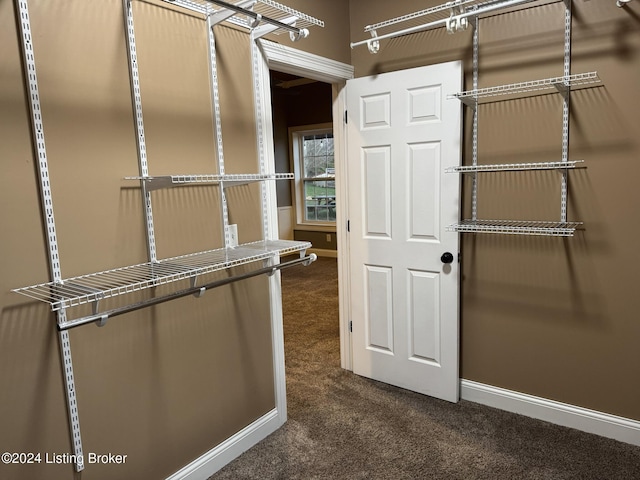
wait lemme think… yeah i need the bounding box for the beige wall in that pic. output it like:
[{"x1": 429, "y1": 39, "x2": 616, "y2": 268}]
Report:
[
  {"x1": 1, "y1": 0, "x2": 638, "y2": 478},
  {"x1": 0, "y1": 1, "x2": 277, "y2": 479},
  {"x1": 350, "y1": 0, "x2": 640, "y2": 421},
  {"x1": 264, "y1": 0, "x2": 352, "y2": 64}
]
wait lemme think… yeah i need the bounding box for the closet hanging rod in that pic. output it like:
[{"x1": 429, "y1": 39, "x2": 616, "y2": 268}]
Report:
[
  {"x1": 57, "y1": 254, "x2": 317, "y2": 331},
  {"x1": 196, "y1": 0, "x2": 308, "y2": 37},
  {"x1": 350, "y1": 0, "x2": 535, "y2": 50},
  {"x1": 364, "y1": 0, "x2": 482, "y2": 33}
]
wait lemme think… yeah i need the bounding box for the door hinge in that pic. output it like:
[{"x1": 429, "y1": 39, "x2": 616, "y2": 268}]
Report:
[
  {"x1": 347, "y1": 220, "x2": 350, "y2": 232},
  {"x1": 344, "y1": 110, "x2": 348, "y2": 124},
  {"x1": 349, "y1": 320, "x2": 352, "y2": 332}
]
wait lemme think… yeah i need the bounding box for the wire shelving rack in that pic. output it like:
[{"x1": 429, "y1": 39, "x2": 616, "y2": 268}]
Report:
[
  {"x1": 164, "y1": 0, "x2": 323, "y2": 36},
  {"x1": 351, "y1": 0, "x2": 541, "y2": 52},
  {"x1": 448, "y1": 72, "x2": 601, "y2": 106},
  {"x1": 450, "y1": 220, "x2": 583, "y2": 236},
  {"x1": 446, "y1": 160, "x2": 584, "y2": 173},
  {"x1": 441, "y1": 0, "x2": 599, "y2": 237},
  {"x1": 125, "y1": 173, "x2": 294, "y2": 190},
  {"x1": 13, "y1": 240, "x2": 311, "y2": 312},
  {"x1": 10, "y1": 0, "x2": 322, "y2": 471}
]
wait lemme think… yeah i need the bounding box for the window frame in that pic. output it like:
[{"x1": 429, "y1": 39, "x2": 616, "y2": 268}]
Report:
[{"x1": 289, "y1": 122, "x2": 336, "y2": 232}]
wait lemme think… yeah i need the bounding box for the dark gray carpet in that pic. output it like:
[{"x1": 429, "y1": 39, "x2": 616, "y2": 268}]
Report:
[{"x1": 211, "y1": 257, "x2": 640, "y2": 479}]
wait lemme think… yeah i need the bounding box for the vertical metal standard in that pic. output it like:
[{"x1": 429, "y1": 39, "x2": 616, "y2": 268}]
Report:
[
  {"x1": 250, "y1": 33, "x2": 271, "y2": 241},
  {"x1": 471, "y1": 15, "x2": 479, "y2": 222},
  {"x1": 206, "y1": 13, "x2": 232, "y2": 248},
  {"x1": 15, "y1": 0, "x2": 84, "y2": 471},
  {"x1": 560, "y1": 0, "x2": 572, "y2": 223},
  {"x1": 123, "y1": 0, "x2": 158, "y2": 262}
]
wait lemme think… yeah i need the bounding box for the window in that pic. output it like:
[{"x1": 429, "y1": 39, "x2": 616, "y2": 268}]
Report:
[{"x1": 290, "y1": 124, "x2": 335, "y2": 229}]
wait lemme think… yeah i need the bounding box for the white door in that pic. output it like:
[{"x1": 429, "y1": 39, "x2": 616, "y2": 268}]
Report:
[{"x1": 346, "y1": 61, "x2": 462, "y2": 402}]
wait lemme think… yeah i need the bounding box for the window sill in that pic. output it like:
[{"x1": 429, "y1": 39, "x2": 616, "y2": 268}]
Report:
[{"x1": 294, "y1": 224, "x2": 336, "y2": 233}]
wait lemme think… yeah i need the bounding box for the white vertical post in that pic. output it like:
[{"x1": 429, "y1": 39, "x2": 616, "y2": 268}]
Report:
[
  {"x1": 206, "y1": 13, "x2": 231, "y2": 248},
  {"x1": 471, "y1": 15, "x2": 479, "y2": 222},
  {"x1": 250, "y1": 34, "x2": 272, "y2": 242},
  {"x1": 560, "y1": 0, "x2": 572, "y2": 223},
  {"x1": 123, "y1": 0, "x2": 158, "y2": 262},
  {"x1": 252, "y1": 36, "x2": 288, "y2": 425},
  {"x1": 15, "y1": 0, "x2": 84, "y2": 471}
]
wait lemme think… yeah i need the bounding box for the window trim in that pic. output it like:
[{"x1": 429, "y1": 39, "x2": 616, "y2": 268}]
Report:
[{"x1": 289, "y1": 122, "x2": 336, "y2": 232}]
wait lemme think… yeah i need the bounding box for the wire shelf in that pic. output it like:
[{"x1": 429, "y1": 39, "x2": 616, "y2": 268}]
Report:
[
  {"x1": 448, "y1": 72, "x2": 601, "y2": 103},
  {"x1": 162, "y1": 0, "x2": 323, "y2": 32},
  {"x1": 446, "y1": 160, "x2": 583, "y2": 173},
  {"x1": 252, "y1": 0, "x2": 324, "y2": 30},
  {"x1": 447, "y1": 220, "x2": 582, "y2": 236},
  {"x1": 164, "y1": 0, "x2": 209, "y2": 14},
  {"x1": 364, "y1": 0, "x2": 507, "y2": 33},
  {"x1": 125, "y1": 173, "x2": 294, "y2": 191},
  {"x1": 12, "y1": 240, "x2": 311, "y2": 311}
]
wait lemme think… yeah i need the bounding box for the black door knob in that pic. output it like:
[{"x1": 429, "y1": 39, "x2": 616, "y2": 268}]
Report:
[{"x1": 441, "y1": 252, "x2": 454, "y2": 264}]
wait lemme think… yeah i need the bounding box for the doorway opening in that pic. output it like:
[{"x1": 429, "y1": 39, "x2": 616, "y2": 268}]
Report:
[
  {"x1": 257, "y1": 39, "x2": 354, "y2": 376},
  {"x1": 269, "y1": 70, "x2": 337, "y2": 258},
  {"x1": 268, "y1": 69, "x2": 343, "y2": 386}
]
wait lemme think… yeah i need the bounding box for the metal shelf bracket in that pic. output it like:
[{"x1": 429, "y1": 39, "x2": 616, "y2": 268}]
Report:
[
  {"x1": 367, "y1": 30, "x2": 380, "y2": 54},
  {"x1": 552, "y1": 81, "x2": 570, "y2": 98},
  {"x1": 446, "y1": 4, "x2": 469, "y2": 35}
]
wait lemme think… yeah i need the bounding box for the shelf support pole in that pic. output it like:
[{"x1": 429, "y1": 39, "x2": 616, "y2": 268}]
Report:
[
  {"x1": 561, "y1": 0, "x2": 572, "y2": 223},
  {"x1": 123, "y1": 0, "x2": 158, "y2": 263},
  {"x1": 205, "y1": 15, "x2": 233, "y2": 248},
  {"x1": 250, "y1": 33, "x2": 271, "y2": 243},
  {"x1": 471, "y1": 15, "x2": 479, "y2": 222},
  {"x1": 14, "y1": 0, "x2": 84, "y2": 471}
]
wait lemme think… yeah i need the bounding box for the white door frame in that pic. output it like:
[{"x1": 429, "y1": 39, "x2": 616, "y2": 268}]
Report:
[
  {"x1": 165, "y1": 39, "x2": 354, "y2": 480},
  {"x1": 256, "y1": 41, "x2": 355, "y2": 394}
]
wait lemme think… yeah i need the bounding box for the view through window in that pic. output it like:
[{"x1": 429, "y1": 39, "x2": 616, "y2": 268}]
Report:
[
  {"x1": 302, "y1": 131, "x2": 335, "y2": 222},
  {"x1": 290, "y1": 125, "x2": 335, "y2": 227}
]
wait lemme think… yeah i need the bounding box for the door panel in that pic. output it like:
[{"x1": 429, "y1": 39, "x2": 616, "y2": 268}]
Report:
[
  {"x1": 361, "y1": 93, "x2": 391, "y2": 129},
  {"x1": 364, "y1": 265, "x2": 394, "y2": 353},
  {"x1": 363, "y1": 146, "x2": 392, "y2": 237},
  {"x1": 408, "y1": 269, "x2": 440, "y2": 365},
  {"x1": 408, "y1": 85, "x2": 441, "y2": 124},
  {"x1": 347, "y1": 62, "x2": 462, "y2": 402},
  {"x1": 408, "y1": 142, "x2": 440, "y2": 240}
]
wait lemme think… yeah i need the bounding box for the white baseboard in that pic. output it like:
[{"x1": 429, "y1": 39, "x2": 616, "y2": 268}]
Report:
[
  {"x1": 165, "y1": 381, "x2": 640, "y2": 480},
  {"x1": 461, "y1": 379, "x2": 640, "y2": 447},
  {"x1": 166, "y1": 408, "x2": 284, "y2": 480},
  {"x1": 309, "y1": 248, "x2": 337, "y2": 258}
]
